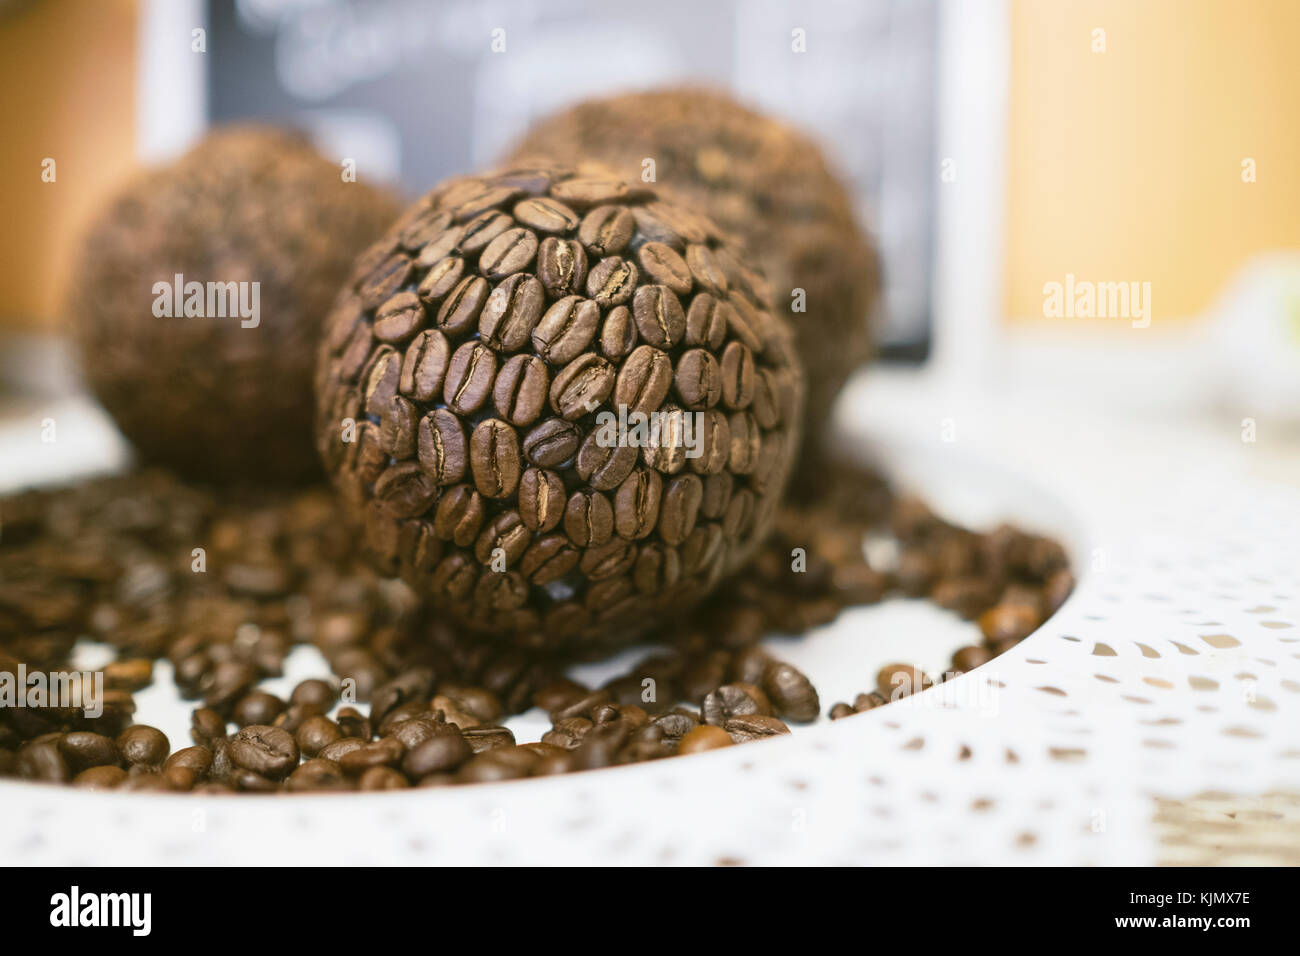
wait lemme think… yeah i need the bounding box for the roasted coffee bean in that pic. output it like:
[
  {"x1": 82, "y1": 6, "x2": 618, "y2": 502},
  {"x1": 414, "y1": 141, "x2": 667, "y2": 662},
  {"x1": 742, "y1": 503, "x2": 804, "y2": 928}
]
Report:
[
  {"x1": 854, "y1": 692, "x2": 889, "y2": 712},
  {"x1": 724, "y1": 715, "x2": 791, "y2": 743},
  {"x1": 828, "y1": 702, "x2": 855, "y2": 720},
  {"x1": 389, "y1": 715, "x2": 451, "y2": 750},
  {"x1": 550, "y1": 354, "x2": 615, "y2": 420},
  {"x1": 191, "y1": 707, "x2": 226, "y2": 745},
  {"x1": 443, "y1": 341, "x2": 498, "y2": 415},
  {"x1": 400, "y1": 329, "x2": 452, "y2": 404},
  {"x1": 685, "y1": 292, "x2": 728, "y2": 351},
  {"x1": 339, "y1": 737, "x2": 405, "y2": 776},
  {"x1": 727, "y1": 411, "x2": 761, "y2": 474},
  {"x1": 876, "y1": 663, "x2": 932, "y2": 700},
  {"x1": 701, "y1": 683, "x2": 772, "y2": 726},
  {"x1": 117, "y1": 725, "x2": 169, "y2": 767},
  {"x1": 632, "y1": 284, "x2": 686, "y2": 348},
  {"x1": 469, "y1": 419, "x2": 522, "y2": 499},
  {"x1": 318, "y1": 738, "x2": 367, "y2": 763},
  {"x1": 461, "y1": 725, "x2": 515, "y2": 754},
  {"x1": 286, "y1": 758, "x2": 351, "y2": 792},
  {"x1": 615, "y1": 345, "x2": 673, "y2": 416},
  {"x1": 379, "y1": 395, "x2": 418, "y2": 459},
  {"x1": 677, "y1": 724, "x2": 733, "y2": 754},
  {"x1": 72, "y1": 765, "x2": 127, "y2": 790},
  {"x1": 563, "y1": 489, "x2": 614, "y2": 548},
  {"x1": 576, "y1": 430, "x2": 639, "y2": 490},
  {"x1": 537, "y1": 237, "x2": 588, "y2": 298},
  {"x1": 480, "y1": 227, "x2": 539, "y2": 279},
  {"x1": 58, "y1": 732, "x2": 121, "y2": 773},
  {"x1": 402, "y1": 733, "x2": 473, "y2": 778},
  {"x1": 586, "y1": 256, "x2": 638, "y2": 306},
  {"x1": 455, "y1": 209, "x2": 512, "y2": 255},
  {"x1": 360, "y1": 253, "x2": 413, "y2": 310},
  {"x1": 164, "y1": 745, "x2": 212, "y2": 778},
  {"x1": 370, "y1": 668, "x2": 435, "y2": 724},
  {"x1": 458, "y1": 746, "x2": 538, "y2": 783},
  {"x1": 532, "y1": 296, "x2": 600, "y2": 364},
  {"x1": 518, "y1": 468, "x2": 565, "y2": 532},
  {"x1": 600, "y1": 305, "x2": 637, "y2": 359},
  {"x1": 519, "y1": 534, "x2": 581, "y2": 584},
  {"x1": 373, "y1": 291, "x2": 425, "y2": 344},
  {"x1": 104, "y1": 658, "x2": 153, "y2": 691},
  {"x1": 295, "y1": 715, "x2": 342, "y2": 758},
  {"x1": 719, "y1": 341, "x2": 755, "y2": 409},
  {"x1": 378, "y1": 701, "x2": 432, "y2": 736},
  {"x1": 232, "y1": 690, "x2": 286, "y2": 728},
  {"x1": 433, "y1": 484, "x2": 485, "y2": 545},
  {"x1": 359, "y1": 766, "x2": 410, "y2": 790},
  {"x1": 763, "y1": 662, "x2": 819, "y2": 722},
  {"x1": 978, "y1": 602, "x2": 1040, "y2": 644},
  {"x1": 229, "y1": 725, "x2": 298, "y2": 780},
  {"x1": 614, "y1": 468, "x2": 663, "y2": 540},
  {"x1": 418, "y1": 409, "x2": 468, "y2": 485},
  {"x1": 415, "y1": 255, "x2": 465, "y2": 306},
  {"x1": 523, "y1": 417, "x2": 581, "y2": 468},
  {"x1": 513, "y1": 196, "x2": 579, "y2": 233},
  {"x1": 691, "y1": 411, "x2": 731, "y2": 476},
  {"x1": 473, "y1": 510, "x2": 531, "y2": 566},
  {"x1": 335, "y1": 707, "x2": 372, "y2": 741},
  {"x1": 578, "y1": 204, "x2": 635, "y2": 255},
  {"x1": 636, "y1": 241, "x2": 693, "y2": 295},
  {"x1": 673, "y1": 348, "x2": 721, "y2": 410},
  {"x1": 479, "y1": 273, "x2": 544, "y2": 352},
  {"x1": 493, "y1": 355, "x2": 549, "y2": 426},
  {"x1": 952, "y1": 644, "x2": 993, "y2": 673},
  {"x1": 658, "y1": 474, "x2": 703, "y2": 546}
]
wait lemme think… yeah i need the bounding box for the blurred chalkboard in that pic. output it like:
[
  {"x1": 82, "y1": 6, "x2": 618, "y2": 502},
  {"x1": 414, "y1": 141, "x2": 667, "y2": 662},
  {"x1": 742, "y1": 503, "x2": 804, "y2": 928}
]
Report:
[{"x1": 209, "y1": 0, "x2": 938, "y2": 358}]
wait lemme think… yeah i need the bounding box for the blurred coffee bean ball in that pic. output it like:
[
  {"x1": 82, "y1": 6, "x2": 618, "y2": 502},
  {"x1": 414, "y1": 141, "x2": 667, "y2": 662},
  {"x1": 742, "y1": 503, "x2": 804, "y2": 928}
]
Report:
[
  {"x1": 314, "y1": 164, "x2": 805, "y2": 649},
  {"x1": 506, "y1": 87, "x2": 880, "y2": 483},
  {"x1": 67, "y1": 125, "x2": 401, "y2": 484}
]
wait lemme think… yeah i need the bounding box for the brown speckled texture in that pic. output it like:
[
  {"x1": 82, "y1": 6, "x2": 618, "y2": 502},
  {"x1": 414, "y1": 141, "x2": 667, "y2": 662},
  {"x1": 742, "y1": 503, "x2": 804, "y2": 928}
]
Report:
[{"x1": 68, "y1": 126, "x2": 401, "y2": 485}]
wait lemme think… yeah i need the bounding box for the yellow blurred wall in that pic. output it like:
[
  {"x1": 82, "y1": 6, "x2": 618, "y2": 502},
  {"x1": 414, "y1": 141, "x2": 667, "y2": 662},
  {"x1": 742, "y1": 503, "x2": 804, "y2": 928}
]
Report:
[
  {"x1": 1004, "y1": 0, "x2": 1300, "y2": 323},
  {"x1": 0, "y1": 0, "x2": 138, "y2": 331}
]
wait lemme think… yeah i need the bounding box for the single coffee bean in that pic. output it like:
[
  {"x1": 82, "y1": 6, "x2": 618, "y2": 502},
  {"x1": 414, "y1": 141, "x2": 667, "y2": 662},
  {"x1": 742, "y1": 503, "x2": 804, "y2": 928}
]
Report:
[
  {"x1": 295, "y1": 715, "x2": 342, "y2": 758},
  {"x1": 632, "y1": 284, "x2": 686, "y2": 348},
  {"x1": 522, "y1": 417, "x2": 581, "y2": 468},
  {"x1": 379, "y1": 394, "x2": 418, "y2": 459},
  {"x1": 442, "y1": 341, "x2": 498, "y2": 415},
  {"x1": 854, "y1": 692, "x2": 888, "y2": 712},
  {"x1": 361, "y1": 346, "x2": 401, "y2": 419},
  {"x1": 493, "y1": 354, "x2": 549, "y2": 426},
  {"x1": 677, "y1": 724, "x2": 733, "y2": 754},
  {"x1": 415, "y1": 255, "x2": 465, "y2": 306},
  {"x1": 286, "y1": 758, "x2": 351, "y2": 792},
  {"x1": 600, "y1": 305, "x2": 637, "y2": 359},
  {"x1": 577, "y1": 204, "x2": 635, "y2": 255},
  {"x1": 435, "y1": 275, "x2": 490, "y2": 335},
  {"x1": 633, "y1": 541, "x2": 681, "y2": 595},
  {"x1": 614, "y1": 345, "x2": 673, "y2": 416},
  {"x1": 232, "y1": 690, "x2": 286, "y2": 728},
  {"x1": 691, "y1": 410, "x2": 731, "y2": 476},
  {"x1": 512, "y1": 196, "x2": 579, "y2": 233},
  {"x1": 519, "y1": 534, "x2": 581, "y2": 584},
  {"x1": 614, "y1": 468, "x2": 663, "y2": 540},
  {"x1": 117, "y1": 725, "x2": 169, "y2": 767},
  {"x1": 550, "y1": 353, "x2": 615, "y2": 420},
  {"x1": 359, "y1": 766, "x2": 410, "y2": 790},
  {"x1": 469, "y1": 418, "x2": 522, "y2": 499},
  {"x1": 636, "y1": 241, "x2": 693, "y2": 295},
  {"x1": 536, "y1": 236, "x2": 588, "y2": 298},
  {"x1": 727, "y1": 411, "x2": 761, "y2": 474},
  {"x1": 290, "y1": 679, "x2": 337, "y2": 714},
  {"x1": 701, "y1": 683, "x2": 771, "y2": 726},
  {"x1": 359, "y1": 253, "x2": 413, "y2": 310},
  {"x1": 431, "y1": 485, "x2": 484, "y2": 549},
  {"x1": 586, "y1": 256, "x2": 638, "y2": 306},
  {"x1": 228, "y1": 725, "x2": 298, "y2": 780},
  {"x1": 374, "y1": 461, "x2": 438, "y2": 518},
  {"x1": 318, "y1": 738, "x2": 367, "y2": 763},
  {"x1": 418, "y1": 409, "x2": 468, "y2": 485},
  {"x1": 719, "y1": 341, "x2": 756, "y2": 409},
  {"x1": 402, "y1": 733, "x2": 473, "y2": 778},
  {"x1": 373, "y1": 291, "x2": 425, "y2": 344},
  {"x1": 461, "y1": 725, "x2": 515, "y2": 754},
  {"x1": 72, "y1": 765, "x2": 127, "y2": 790},
  {"x1": 518, "y1": 467, "x2": 565, "y2": 532},
  {"x1": 479, "y1": 273, "x2": 544, "y2": 351},
  {"x1": 684, "y1": 292, "x2": 729, "y2": 351},
  {"x1": 454, "y1": 209, "x2": 512, "y2": 254},
  {"x1": 685, "y1": 244, "x2": 727, "y2": 295},
  {"x1": 724, "y1": 715, "x2": 791, "y2": 743},
  {"x1": 576, "y1": 430, "x2": 638, "y2": 490},
  {"x1": 763, "y1": 661, "x2": 820, "y2": 722},
  {"x1": 164, "y1": 745, "x2": 213, "y2": 778},
  {"x1": 104, "y1": 658, "x2": 153, "y2": 691},
  {"x1": 58, "y1": 732, "x2": 121, "y2": 773},
  {"x1": 978, "y1": 602, "x2": 1040, "y2": 644},
  {"x1": 952, "y1": 644, "x2": 994, "y2": 672},
  {"x1": 658, "y1": 474, "x2": 703, "y2": 546},
  {"x1": 389, "y1": 715, "x2": 451, "y2": 750},
  {"x1": 876, "y1": 663, "x2": 932, "y2": 700},
  {"x1": 339, "y1": 737, "x2": 406, "y2": 776},
  {"x1": 191, "y1": 707, "x2": 226, "y2": 745},
  {"x1": 335, "y1": 707, "x2": 372, "y2": 741},
  {"x1": 532, "y1": 296, "x2": 599, "y2": 364},
  {"x1": 480, "y1": 226, "x2": 539, "y2": 278},
  {"x1": 473, "y1": 510, "x2": 531, "y2": 567},
  {"x1": 673, "y1": 348, "x2": 722, "y2": 410}
]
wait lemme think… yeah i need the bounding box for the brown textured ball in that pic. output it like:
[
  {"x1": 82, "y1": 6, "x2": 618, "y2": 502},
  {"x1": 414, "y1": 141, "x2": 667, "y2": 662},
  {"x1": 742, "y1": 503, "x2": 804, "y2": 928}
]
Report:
[
  {"x1": 506, "y1": 87, "x2": 879, "y2": 479},
  {"x1": 315, "y1": 164, "x2": 805, "y2": 649},
  {"x1": 67, "y1": 126, "x2": 401, "y2": 484}
]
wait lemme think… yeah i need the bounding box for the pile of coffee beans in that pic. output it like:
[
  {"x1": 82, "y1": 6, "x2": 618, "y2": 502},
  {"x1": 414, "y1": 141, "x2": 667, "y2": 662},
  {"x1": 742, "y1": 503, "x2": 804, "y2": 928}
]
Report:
[
  {"x1": 507, "y1": 87, "x2": 880, "y2": 482},
  {"x1": 68, "y1": 126, "x2": 401, "y2": 484},
  {"x1": 0, "y1": 462, "x2": 1071, "y2": 792},
  {"x1": 315, "y1": 163, "x2": 805, "y2": 649}
]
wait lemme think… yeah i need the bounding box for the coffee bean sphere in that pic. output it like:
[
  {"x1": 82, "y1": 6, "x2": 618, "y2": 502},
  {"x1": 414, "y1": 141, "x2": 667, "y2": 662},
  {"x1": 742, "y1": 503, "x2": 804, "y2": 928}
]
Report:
[
  {"x1": 507, "y1": 88, "x2": 879, "y2": 486},
  {"x1": 68, "y1": 126, "x2": 401, "y2": 484},
  {"x1": 315, "y1": 165, "x2": 805, "y2": 649}
]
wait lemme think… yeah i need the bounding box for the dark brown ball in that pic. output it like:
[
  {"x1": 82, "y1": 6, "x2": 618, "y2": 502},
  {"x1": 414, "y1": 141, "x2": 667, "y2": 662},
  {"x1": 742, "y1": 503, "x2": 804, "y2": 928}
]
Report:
[
  {"x1": 314, "y1": 164, "x2": 804, "y2": 649},
  {"x1": 505, "y1": 87, "x2": 880, "y2": 481},
  {"x1": 68, "y1": 126, "x2": 401, "y2": 484}
]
